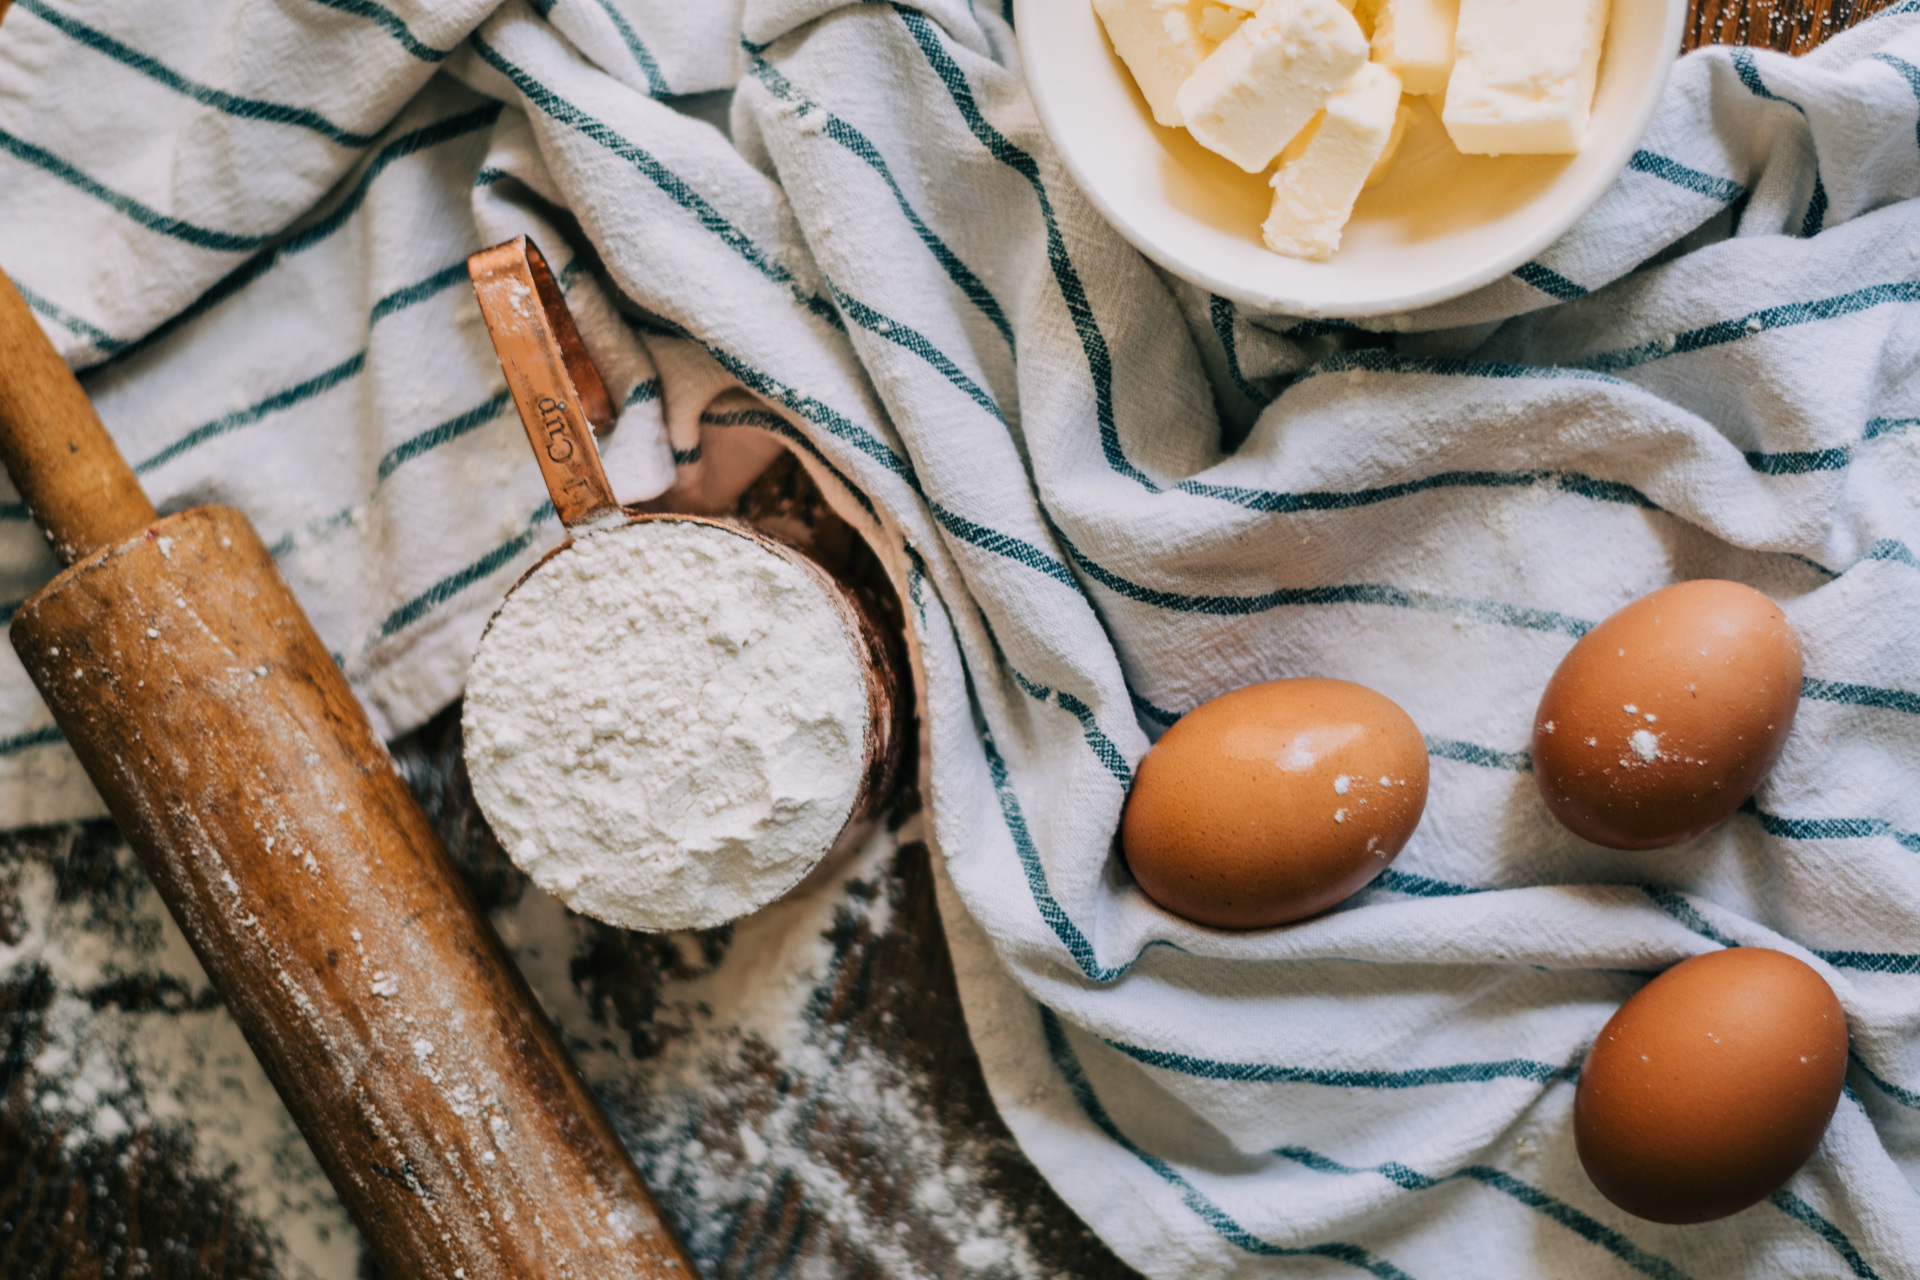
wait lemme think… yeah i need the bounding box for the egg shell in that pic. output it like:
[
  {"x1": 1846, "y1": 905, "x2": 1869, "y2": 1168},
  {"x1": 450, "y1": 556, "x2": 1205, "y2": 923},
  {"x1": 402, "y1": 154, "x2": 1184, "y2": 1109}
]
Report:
[
  {"x1": 1120, "y1": 678, "x2": 1429, "y2": 929},
  {"x1": 1532, "y1": 580, "x2": 1802, "y2": 850},
  {"x1": 1574, "y1": 947, "x2": 1847, "y2": 1224}
]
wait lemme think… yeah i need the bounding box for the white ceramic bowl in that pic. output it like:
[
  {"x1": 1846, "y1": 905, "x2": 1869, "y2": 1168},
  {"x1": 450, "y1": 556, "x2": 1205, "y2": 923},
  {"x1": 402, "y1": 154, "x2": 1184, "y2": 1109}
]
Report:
[{"x1": 1016, "y1": 0, "x2": 1686, "y2": 317}]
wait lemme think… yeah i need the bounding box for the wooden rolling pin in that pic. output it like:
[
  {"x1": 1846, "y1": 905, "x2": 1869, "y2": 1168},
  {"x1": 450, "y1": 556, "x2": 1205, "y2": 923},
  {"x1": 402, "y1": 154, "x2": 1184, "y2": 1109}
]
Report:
[{"x1": 0, "y1": 267, "x2": 697, "y2": 1279}]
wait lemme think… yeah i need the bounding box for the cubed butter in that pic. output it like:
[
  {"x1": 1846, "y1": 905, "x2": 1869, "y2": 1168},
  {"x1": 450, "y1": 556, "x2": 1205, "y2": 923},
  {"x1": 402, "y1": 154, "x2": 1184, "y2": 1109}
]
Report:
[
  {"x1": 1263, "y1": 63, "x2": 1403, "y2": 260},
  {"x1": 1441, "y1": 0, "x2": 1610, "y2": 153},
  {"x1": 1370, "y1": 0, "x2": 1458, "y2": 96},
  {"x1": 1176, "y1": 0, "x2": 1371, "y2": 174},
  {"x1": 1198, "y1": 4, "x2": 1249, "y2": 41},
  {"x1": 1364, "y1": 101, "x2": 1413, "y2": 186},
  {"x1": 1093, "y1": 0, "x2": 1216, "y2": 128}
]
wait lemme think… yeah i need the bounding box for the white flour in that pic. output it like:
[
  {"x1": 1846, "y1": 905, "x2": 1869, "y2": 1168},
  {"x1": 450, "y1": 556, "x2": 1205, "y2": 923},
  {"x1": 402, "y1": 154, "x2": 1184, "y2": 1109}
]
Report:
[
  {"x1": 502, "y1": 816, "x2": 1055, "y2": 1280},
  {"x1": 463, "y1": 520, "x2": 869, "y2": 932},
  {"x1": 3, "y1": 810, "x2": 1093, "y2": 1279},
  {"x1": 0, "y1": 831, "x2": 359, "y2": 1280}
]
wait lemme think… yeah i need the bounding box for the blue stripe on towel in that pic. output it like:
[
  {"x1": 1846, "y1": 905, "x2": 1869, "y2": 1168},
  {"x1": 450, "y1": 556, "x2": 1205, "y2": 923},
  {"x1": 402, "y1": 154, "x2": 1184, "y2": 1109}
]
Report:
[
  {"x1": 1110, "y1": 1040, "x2": 1576, "y2": 1087},
  {"x1": 304, "y1": 0, "x2": 451, "y2": 62},
  {"x1": 696, "y1": 405, "x2": 880, "y2": 521},
  {"x1": 927, "y1": 504, "x2": 1077, "y2": 589},
  {"x1": 1175, "y1": 466, "x2": 1660, "y2": 516},
  {"x1": 1211, "y1": 295, "x2": 1275, "y2": 404},
  {"x1": 895, "y1": 6, "x2": 1148, "y2": 490},
  {"x1": 1627, "y1": 150, "x2": 1746, "y2": 203},
  {"x1": 374, "y1": 390, "x2": 513, "y2": 482},
  {"x1": 1055, "y1": 529, "x2": 1598, "y2": 633},
  {"x1": 983, "y1": 733, "x2": 1161, "y2": 984},
  {"x1": 0, "y1": 726, "x2": 65, "y2": 757},
  {"x1": 88, "y1": 104, "x2": 502, "y2": 369},
  {"x1": 1041, "y1": 1007, "x2": 1422, "y2": 1277},
  {"x1": 1311, "y1": 348, "x2": 1629, "y2": 385},
  {"x1": 1863, "y1": 538, "x2": 1918, "y2": 569},
  {"x1": 11, "y1": 279, "x2": 128, "y2": 354},
  {"x1": 1583, "y1": 282, "x2": 1920, "y2": 373},
  {"x1": 134, "y1": 352, "x2": 367, "y2": 474},
  {"x1": 0, "y1": 127, "x2": 274, "y2": 252},
  {"x1": 1813, "y1": 949, "x2": 1920, "y2": 975},
  {"x1": 1741, "y1": 802, "x2": 1920, "y2": 853},
  {"x1": 3, "y1": 259, "x2": 476, "y2": 528},
  {"x1": 1514, "y1": 261, "x2": 1588, "y2": 301},
  {"x1": 1768, "y1": 1189, "x2": 1884, "y2": 1280},
  {"x1": 1129, "y1": 689, "x2": 1182, "y2": 726},
  {"x1": 1874, "y1": 54, "x2": 1920, "y2": 154},
  {"x1": 1802, "y1": 677, "x2": 1920, "y2": 716},
  {"x1": 592, "y1": 0, "x2": 671, "y2": 96},
  {"x1": 469, "y1": 35, "x2": 842, "y2": 328},
  {"x1": 1730, "y1": 51, "x2": 1828, "y2": 237},
  {"x1": 1851, "y1": 1052, "x2": 1920, "y2": 1111},
  {"x1": 1426, "y1": 736, "x2": 1534, "y2": 772},
  {"x1": 1372, "y1": 869, "x2": 1486, "y2": 897},
  {"x1": 15, "y1": 0, "x2": 378, "y2": 147},
  {"x1": 743, "y1": 50, "x2": 1014, "y2": 352},
  {"x1": 369, "y1": 260, "x2": 471, "y2": 324},
  {"x1": 1646, "y1": 885, "x2": 1920, "y2": 975},
  {"x1": 829, "y1": 283, "x2": 1008, "y2": 424},
  {"x1": 1274, "y1": 1147, "x2": 1693, "y2": 1280},
  {"x1": 630, "y1": 307, "x2": 920, "y2": 486},
  {"x1": 375, "y1": 501, "x2": 556, "y2": 639}
]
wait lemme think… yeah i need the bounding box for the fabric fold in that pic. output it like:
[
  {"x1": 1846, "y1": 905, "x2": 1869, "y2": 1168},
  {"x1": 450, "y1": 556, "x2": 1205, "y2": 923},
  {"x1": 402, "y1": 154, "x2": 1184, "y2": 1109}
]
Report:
[{"x1": 1, "y1": 0, "x2": 1916, "y2": 1275}]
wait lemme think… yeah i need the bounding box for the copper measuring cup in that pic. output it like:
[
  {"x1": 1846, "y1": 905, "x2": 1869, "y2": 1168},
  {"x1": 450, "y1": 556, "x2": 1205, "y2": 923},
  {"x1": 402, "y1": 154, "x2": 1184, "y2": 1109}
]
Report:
[{"x1": 465, "y1": 237, "x2": 906, "y2": 927}]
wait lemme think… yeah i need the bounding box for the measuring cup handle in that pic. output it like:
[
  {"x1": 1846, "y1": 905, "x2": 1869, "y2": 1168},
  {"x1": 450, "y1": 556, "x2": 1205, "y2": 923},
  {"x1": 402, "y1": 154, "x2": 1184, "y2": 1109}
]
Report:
[{"x1": 469, "y1": 237, "x2": 622, "y2": 529}]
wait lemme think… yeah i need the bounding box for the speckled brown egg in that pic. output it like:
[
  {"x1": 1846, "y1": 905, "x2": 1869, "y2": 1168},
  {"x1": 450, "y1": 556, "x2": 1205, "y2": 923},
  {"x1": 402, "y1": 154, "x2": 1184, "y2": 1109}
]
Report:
[
  {"x1": 1532, "y1": 580, "x2": 1802, "y2": 850},
  {"x1": 1575, "y1": 947, "x2": 1847, "y2": 1224},
  {"x1": 1120, "y1": 678, "x2": 1429, "y2": 929}
]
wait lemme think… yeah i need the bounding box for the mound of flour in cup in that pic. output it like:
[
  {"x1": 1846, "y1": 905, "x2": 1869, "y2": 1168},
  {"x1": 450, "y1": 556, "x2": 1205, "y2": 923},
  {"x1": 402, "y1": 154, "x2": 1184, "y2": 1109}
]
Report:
[{"x1": 464, "y1": 519, "x2": 870, "y2": 931}]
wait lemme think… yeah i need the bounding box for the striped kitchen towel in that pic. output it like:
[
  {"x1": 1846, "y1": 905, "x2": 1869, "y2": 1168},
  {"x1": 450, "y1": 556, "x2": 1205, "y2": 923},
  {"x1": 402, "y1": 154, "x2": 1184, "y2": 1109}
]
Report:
[{"x1": 2, "y1": 0, "x2": 1918, "y2": 1276}]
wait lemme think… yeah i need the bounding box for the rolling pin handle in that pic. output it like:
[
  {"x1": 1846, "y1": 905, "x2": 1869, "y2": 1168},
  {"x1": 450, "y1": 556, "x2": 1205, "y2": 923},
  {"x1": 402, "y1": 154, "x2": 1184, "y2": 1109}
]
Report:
[
  {"x1": 468, "y1": 237, "x2": 624, "y2": 531},
  {"x1": 0, "y1": 269, "x2": 157, "y2": 564}
]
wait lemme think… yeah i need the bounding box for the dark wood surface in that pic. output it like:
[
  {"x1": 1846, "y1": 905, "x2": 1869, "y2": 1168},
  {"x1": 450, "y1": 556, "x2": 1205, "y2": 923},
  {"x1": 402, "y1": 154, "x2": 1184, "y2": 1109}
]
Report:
[
  {"x1": 0, "y1": 1, "x2": 1888, "y2": 1277},
  {"x1": 1, "y1": 711, "x2": 1137, "y2": 1280}
]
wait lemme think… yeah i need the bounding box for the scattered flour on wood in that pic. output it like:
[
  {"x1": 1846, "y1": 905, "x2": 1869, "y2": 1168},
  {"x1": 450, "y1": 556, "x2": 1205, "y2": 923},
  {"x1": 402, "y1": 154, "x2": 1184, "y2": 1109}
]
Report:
[
  {"x1": 0, "y1": 833, "x2": 359, "y2": 1280},
  {"x1": 495, "y1": 812, "x2": 1052, "y2": 1280},
  {"x1": 7, "y1": 814, "x2": 1063, "y2": 1278},
  {"x1": 463, "y1": 521, "x2": 869, "y2": 932}
]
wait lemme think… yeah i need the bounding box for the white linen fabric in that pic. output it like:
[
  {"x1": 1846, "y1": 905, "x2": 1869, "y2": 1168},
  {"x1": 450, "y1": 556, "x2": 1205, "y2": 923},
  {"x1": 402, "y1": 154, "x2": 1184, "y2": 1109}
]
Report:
[{"x1": 2, "y1": 0, "x2": 1918, "y2": 1275}]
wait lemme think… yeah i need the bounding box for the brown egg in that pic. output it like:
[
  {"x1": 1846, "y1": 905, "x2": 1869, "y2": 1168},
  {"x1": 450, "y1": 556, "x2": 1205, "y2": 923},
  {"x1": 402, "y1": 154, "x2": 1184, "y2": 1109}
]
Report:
[
  {"x1": 1532, "y1": 580, "x2": 1802, "y2": 850},
  {"x1": 1575, "y1": 947, "x2": 1847, "y2": 1224},
  {"x1": 1121, "y1": 678, "x2": 1429, "y2": 929}
]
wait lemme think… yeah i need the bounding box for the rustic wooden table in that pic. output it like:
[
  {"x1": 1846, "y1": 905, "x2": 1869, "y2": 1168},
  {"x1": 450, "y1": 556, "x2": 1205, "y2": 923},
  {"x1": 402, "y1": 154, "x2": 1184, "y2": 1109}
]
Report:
[{"x1": 0, "y1": 1, "x2": 1897, "y2": 1276}]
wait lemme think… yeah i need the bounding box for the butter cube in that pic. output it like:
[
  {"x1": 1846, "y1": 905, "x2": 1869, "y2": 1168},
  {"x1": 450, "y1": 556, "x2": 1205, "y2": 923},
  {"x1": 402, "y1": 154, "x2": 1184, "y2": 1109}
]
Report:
[
  {"x1": 1365, "y1": 100, "x2": 1413, "y2": 186},
  {"x1": 1263, "y1": 63, "x2": 1403, "y2": 260},
  {"x1": 1198, "y1": 3, "x2": 1249, "y2": 41},
  {"x1": 1093, "y1": 0, "x2": 1215, "y2": 128},
  {"x1": 1441, "y1": 0, "x2": 1610, "y2": 153},
  {"x1": 1370, "y1": 0, "x2": 1458, "y2": 95},
  {"x1": 1176, "y1": 0, "x2": 1371, "y2": 174}
]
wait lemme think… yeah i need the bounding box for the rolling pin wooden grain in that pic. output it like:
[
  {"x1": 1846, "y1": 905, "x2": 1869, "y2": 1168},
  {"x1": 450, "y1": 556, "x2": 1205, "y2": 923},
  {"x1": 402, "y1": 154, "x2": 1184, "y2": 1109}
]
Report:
[{"x1": 0, "y1": 267, "x2": 698, "y2": 1279}]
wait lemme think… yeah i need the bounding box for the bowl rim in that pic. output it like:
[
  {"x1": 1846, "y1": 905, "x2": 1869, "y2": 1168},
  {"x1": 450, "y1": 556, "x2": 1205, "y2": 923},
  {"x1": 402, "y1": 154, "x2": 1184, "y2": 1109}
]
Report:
[{"x1": 1014, "y1": 0, "x2": 1689, "y2": 319}]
